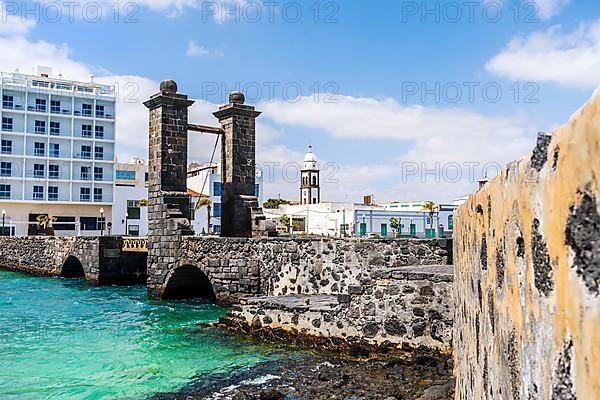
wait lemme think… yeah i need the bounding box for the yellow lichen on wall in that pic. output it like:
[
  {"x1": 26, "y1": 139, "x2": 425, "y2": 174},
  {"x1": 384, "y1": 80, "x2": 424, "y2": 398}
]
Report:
[{"x1": 453, "y1": 90, "x2": 600, "y2": 399}]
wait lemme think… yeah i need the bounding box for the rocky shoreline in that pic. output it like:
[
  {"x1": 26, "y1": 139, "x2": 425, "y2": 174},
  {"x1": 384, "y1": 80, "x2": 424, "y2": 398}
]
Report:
[{"x1": 151, "y1": 347, "x2": 454, "y2": 400}]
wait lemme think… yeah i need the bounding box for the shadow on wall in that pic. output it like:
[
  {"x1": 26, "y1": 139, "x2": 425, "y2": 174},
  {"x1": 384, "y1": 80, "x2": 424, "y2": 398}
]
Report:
[
  {"x1": 60, "y1": 256, "x2": 85, "y2": 278},
  {"x1": 162, "y1": 265, "x2": 216, "y2": 300}
]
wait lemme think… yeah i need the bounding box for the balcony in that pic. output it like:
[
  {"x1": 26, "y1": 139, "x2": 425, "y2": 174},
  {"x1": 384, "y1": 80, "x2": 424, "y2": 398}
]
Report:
[
  {"x1": 27, "y1": 105, "x2": 47, "y2": 113},
  {"x1": 74, "y1": 152, "x2": 92, "y2": 160},
  {"x1": 2, "y1": 103, "x2": 24, "y2": 111}
]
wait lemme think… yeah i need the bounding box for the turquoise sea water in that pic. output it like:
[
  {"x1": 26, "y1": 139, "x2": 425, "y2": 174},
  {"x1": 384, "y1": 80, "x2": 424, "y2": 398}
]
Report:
[{"x1": 0, "y1": 270, "x2": 278, "y2": 399}]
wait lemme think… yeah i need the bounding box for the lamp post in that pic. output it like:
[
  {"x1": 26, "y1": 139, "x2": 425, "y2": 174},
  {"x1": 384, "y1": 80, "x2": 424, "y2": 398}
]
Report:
[
  {"x1": 99, "y1": 208, "x2": 105, "y2": 236},
  {"x1": 2, "y1": 209, "x2": 5, "y2": 236}
]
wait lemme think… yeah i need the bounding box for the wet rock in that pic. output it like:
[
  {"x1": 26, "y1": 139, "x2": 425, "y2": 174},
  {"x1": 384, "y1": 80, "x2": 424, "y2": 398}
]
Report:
[{"x1": 259, "y1": 389, "x2": 285, "y2": 400}]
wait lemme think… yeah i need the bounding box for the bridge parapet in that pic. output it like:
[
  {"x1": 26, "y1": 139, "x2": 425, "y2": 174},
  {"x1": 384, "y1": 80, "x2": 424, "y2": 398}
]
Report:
[{"x1": 122, "y1": 237, "x2": 148, "y2": 252}]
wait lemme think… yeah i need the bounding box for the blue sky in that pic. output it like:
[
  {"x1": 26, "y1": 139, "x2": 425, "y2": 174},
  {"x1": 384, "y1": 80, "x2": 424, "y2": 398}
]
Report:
[{"x1": 2, "y1": 0, "x2": 600, "y2": 202}]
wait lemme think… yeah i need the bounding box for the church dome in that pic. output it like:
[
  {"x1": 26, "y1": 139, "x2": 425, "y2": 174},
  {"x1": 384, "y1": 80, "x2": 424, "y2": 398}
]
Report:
[{"x1": 303, "y1": 146, "x2": 318, "y2": 170}]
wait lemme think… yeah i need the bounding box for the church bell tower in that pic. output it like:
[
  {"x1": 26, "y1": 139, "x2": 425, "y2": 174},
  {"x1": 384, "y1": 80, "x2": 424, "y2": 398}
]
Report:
[{"x1": 300, "y1": 146, "x2": 320, "y2": 205}]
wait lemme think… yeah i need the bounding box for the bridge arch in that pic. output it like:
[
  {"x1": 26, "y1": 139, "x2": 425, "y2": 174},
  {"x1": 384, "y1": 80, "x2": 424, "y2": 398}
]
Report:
[
  {"x1": 60, "y1": 255, "x2": 85, "y2": 278},
  {"x1": 162, "y1": 265, "x2": 216, "y2": 300}
]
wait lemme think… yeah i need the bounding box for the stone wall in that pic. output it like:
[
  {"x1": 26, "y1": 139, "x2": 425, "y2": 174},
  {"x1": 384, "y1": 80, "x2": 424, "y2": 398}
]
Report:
[
  {"x1": 453, "y1": 92, "x2": 600, "y2": 399},
  {"x1": 221, "y1": 264, "x2": 453, "y2": 354},
  {"x1": 157, "y1": 237, "x2": 452, "y2": 303}
]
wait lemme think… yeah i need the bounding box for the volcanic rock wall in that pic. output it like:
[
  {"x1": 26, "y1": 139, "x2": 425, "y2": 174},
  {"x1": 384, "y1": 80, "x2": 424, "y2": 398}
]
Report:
[{"x1": 453, "y1": 93, "x2": 600, "y2": 399}]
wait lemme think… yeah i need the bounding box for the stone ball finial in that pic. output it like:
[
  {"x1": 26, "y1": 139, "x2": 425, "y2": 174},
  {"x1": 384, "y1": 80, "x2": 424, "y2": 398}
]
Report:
[
  {"x1": 229, "y1": 91, "x2": 245, "y2": 105},
  {"x1": 160, "y1": 80, "x2": 178, "y2": 94}
]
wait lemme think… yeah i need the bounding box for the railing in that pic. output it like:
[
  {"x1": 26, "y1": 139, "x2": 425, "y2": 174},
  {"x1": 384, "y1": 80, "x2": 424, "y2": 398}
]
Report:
[{"x1": 122, "y1": 237, "x2": 147, "y2": 252}]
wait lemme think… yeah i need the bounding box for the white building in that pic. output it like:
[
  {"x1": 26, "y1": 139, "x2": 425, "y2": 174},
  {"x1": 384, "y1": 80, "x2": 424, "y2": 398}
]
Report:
[
  {"x1": 0, "y1": 67, "x2": 116, "y2": 236},
  {"x1": 111, "y1": 157, "x2": 148, "y2": 236},
  {"x1": 264, "y1": 200, "x2": 457, "y2": 238}
]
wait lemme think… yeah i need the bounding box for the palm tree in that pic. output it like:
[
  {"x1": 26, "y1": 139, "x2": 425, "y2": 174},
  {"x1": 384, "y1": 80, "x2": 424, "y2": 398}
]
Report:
[
  {"x1": 422, "y1": 201, "x2": 438, "y2": 238},
  {"x1": 195, "y1": 197, "x2": 212, "y2": 234}
]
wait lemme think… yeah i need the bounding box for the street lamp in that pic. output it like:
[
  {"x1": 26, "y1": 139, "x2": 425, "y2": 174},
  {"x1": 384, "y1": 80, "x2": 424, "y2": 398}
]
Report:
[
  {"x1": 99, "y1": 208, "x2": 105, "y2": 236},
  {"x1": 2, "y1": 209, "x2": 5, "y2": 236},
  {"x1": 125, "y1": 212, "x2": 128, "y2": 236}
]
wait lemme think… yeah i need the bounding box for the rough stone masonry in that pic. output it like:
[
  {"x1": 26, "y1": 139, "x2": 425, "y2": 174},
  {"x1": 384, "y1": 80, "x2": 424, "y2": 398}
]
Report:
[
  {"x1": 143, "y1": 80, "x2": 195, "y2": 298},
  {"x1": 453, "y1": 90, "x2": 600, "y2": 398}
]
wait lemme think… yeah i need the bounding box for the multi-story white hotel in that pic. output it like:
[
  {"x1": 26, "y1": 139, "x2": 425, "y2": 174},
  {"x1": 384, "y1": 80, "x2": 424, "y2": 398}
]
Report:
[{"x1": 0, "y1": 67, "x2": 115, "y2": 236}]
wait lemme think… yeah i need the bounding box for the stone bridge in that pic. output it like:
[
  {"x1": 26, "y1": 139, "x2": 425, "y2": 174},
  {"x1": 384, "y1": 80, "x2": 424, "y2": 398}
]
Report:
[
  {"x1": 151, "y1": 237, "x2": 452, "y2": 304},
  {"x1": 0, "y1": 236, "x2": 147, "y2": 284}
]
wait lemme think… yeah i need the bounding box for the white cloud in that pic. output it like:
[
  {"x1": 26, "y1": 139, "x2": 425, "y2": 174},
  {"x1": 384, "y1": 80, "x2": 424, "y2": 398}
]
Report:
[
  {"x1": 532, "y1": 0, "x2": 571, "y2": 20},
  {"x1": 186, "y1": 41, "x2": 209, "y2": 57},
  {"x1": 0, "y1": 3, "x2": 36, "y2": 35},
  {"x1": 486, "y1": 20, "x2": 600, "y2": 90},
  {"x1": 186, "y1": 41, "x2": 223, "y2": 57}
]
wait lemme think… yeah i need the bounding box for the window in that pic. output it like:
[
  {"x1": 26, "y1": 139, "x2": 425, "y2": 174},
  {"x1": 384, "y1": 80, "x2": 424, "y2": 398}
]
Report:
[
  {"x1": 94, "y1": 167, "x2": 103, "y2": 181},
  {"x1": 32, "y1": 185, "x2": 44, "y2": 200},
  {"x1": 80, "y1": 216, "x2": 97, "y2": 230},
  {"x1": 80, "y1": 166, "x2": 91, "y2": 180},
  {"x1": 213, "y1": 225, "x2": 221, "y2": 234},
  {"x1": 2, "y1": 95, "x2": 14, "y2": 108},
  {"x1": 448, "y1": 215, "x2": 454, "y2": 230},
  {"x1": 33, "y1": 164, "x2": 44, "y2": 178},
  {"x1": 255, "y1": 183, "x2": 260, "y2": 197},
  {"x1": 48, "y1": 186, "x2": 58, "y2": 201},
  {"x1": 82, "y1": 103, "x2": 92, "y2": 116},
  {"x1": 50, "y1": 100, "x2": 60, "y2": 113},
  {"x1": 80, "y1": 145, "x2": 91, "y2": 159},
  {"x1": 1, "y1": 139, "x2": 12, "y2": 154},
  {"x1": 95, "y1": 104, "x2": 104, "y2": 117},
  {"x1": 80, "y1": 187, "x2": 91, "y2": 201},
  {"x1": 116, "y1": 170, "x2": 135, "y2": 180},
  {"x1": 49, "y1": 165, "x2": 59, "y2": 179},
  {"x1": 53, "y1": 216, "x2": 76, "y2": 230},
  {"x1": 128, "y1": 225, "x2": 140, "y2": 236},
  {"x1": 34, "y1": 120, "x2": 46, "y2": 134},
  {"x1": 50, "y1": 143, "x2": 60, "y2": 158},
  {"x1": 312, "y1": 176, "x2": 317, "y2": 185},
  {"x1": 56, "y1": 83, "x2": 72, "y2": 91},
  {"x1": 213, "y1": 203, "x2": 222, "y2": 218},
  {"x1": 127, "y1": 200, "x2": 141, "y2": 219},
  {"x1": 81, "y1": 124, "x2": 92, "y2": 138},
  {"x1": 49, "y1": 121, "x2": 60, "y2": 135},
  {"x1": 95, "y1": 125, "x2": 104, "y2": 138},
  {"x1": 0, "y1": 162, "x2": 11, "y2": 177},
  {"x1": 144, "y1": 172, "x2": 149, "y2": 182},
  {"x1": 94, "y1": 146, "x2": 103, "y2": 160},
  {"x1": 0, "y1": 184, "x2": 10, "y2": 199},
  {"x1": 94, "y1": 188, "x2": 103, "y2": 202},
  {"x1": 35, "y1": 98, "x2": 46, "y2": 112},
  {"x1": 213, "y1": 182, "x2": 222, "y2": 196},
  {"x1": 34, "y1": 142, "x2": 45, "y2": 156},
  {"x1": 2, "y1": 117, "x2": 13, "y2": 131}
]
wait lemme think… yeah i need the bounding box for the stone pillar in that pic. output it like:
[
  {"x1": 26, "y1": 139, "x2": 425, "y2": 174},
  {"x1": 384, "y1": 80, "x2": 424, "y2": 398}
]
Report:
[
  {"x1": 143, "y1": 80, "x2": 195, "y2": 298},
  {"x1": 213, "y1": 92, "x2": 265, "y2": 237}
]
